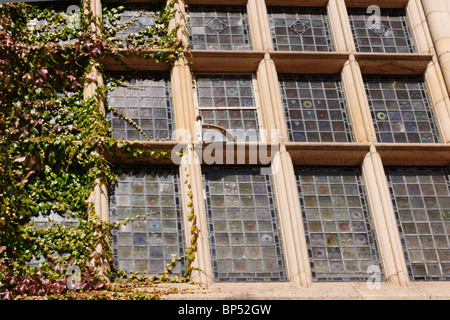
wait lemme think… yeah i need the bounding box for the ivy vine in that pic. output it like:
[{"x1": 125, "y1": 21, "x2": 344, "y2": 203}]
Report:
[{"x1": 0, "y1": 0, "x2": 197, "y2": 300}]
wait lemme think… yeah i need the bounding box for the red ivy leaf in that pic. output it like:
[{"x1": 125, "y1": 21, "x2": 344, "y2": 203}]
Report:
[
  {"x1": 21, "y1": 169, "x2": 36, "y2": 184},
  {"x1": 14, "y1": 156, "x2": 26, "y2": 163},
  {"x1": 90, "y1": 46, "x2": 101, "y2": 57},
  {"x1": 37, "y1": 68, "x2": 48, "y2": 80}
]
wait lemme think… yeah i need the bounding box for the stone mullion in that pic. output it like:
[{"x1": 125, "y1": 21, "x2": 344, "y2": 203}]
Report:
[
  {"x1": 420, "y1": 0, "x2": 450, "y2": 95},
  {"x1": 362, "y1": 146, "x2": 410, "y2": 287},
  {"x1": 179, "y1": 150, "x2": 214, "y2": 285},
  {"x1": 247, "y1": 0, "x2": 265, "y2": 51},
  {"x1": 328, "y1": 0, "x2": 355, "y2": 52},
  {"x1": 256, "y1": 51, "x2": 311, "y2": 285},
  {"x1": 328, "y1": 0, "x2": 375, "y2": 143},
  {"x1": 85, "y1": 0, "x2": 109, "y2": 223},
  {"x1": 331, "y1": 0, "x2": 409, "y2": 287},
  {"x1": 407, "y1": 0, "x2": 450, "y2": 143},
  {"x1": 255, "y1": 0, "x2": 273, "y2": 51},
  {"x1": 170, "y1": 0, "x2": 213, "y2": 285}
]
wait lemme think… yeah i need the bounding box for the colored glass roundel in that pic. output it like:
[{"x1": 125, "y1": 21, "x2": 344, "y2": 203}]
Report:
[
  {"x1": 203, "y1": 167, "x2": 287, "y2": 282},
  {"x1": 348, "y1": 8, "x2": 415, "y2": 53},
  {"x1": 109, "y1": 167, "x2": 185, "y2": 277},
  {"x1": 386, "y1": 167, "x2": 450, "y2": 281},
  {"x1": 364, "y1": 76, "x2": 440, "y2": 143},
  {"x1": 268, "y1": 7, "x2": 334, "y2": 52},
  {"x1": 295, "y1": 167, "x2": 382, "y2": 282},
  {"x1": 188, "y1": 6, "x2": 252, "y2": 51},
  {"x1": 279, "y1": 74, "x2": 353, "y2": 143},
  {"x1": 106, "y1": 72, "x2": 175, "y2": 141}
]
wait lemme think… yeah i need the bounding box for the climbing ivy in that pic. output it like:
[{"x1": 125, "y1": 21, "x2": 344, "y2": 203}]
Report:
[{"x1": 0, "y1": 0, "x2": 197, "y2": 300}]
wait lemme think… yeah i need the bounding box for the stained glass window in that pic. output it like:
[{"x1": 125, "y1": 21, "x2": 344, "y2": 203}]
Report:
[
  {"x1": 196, "y1": 75, "x2": 259, "y2": 141},
  {"x1": 268, "y1": 7, "x2": 334, "y2": 52},
  {"x1": 348, "y1": 8, "x2": 415, "y2": 53},
  {"x1": 386, "y1": 167, "x2": 450, "y2": 281},
  {"x1": 295, "y1": 167, "x2": 382, "y2": 281},
  {"x1": 364, "y1": 75, "x2": 439, "y2": 143},
  {"x1": 110, "y1": 4, "x2": 157, "y2": 42},
  {"x1": 32, "y1": 213, "x2": 78, "y2": 230},
  {"x1": 106, "y1": 72, "x2": 175, "y2": 141},
  {"x1": 30, "y1": 1, "x2": 80, "y2": 44},
  {"x1": 203, "y1": 167, "x2": 287, "y2": 282},
  {"x1": 279, "y1": 74, "x2": 353, "y2": 143},
  {"x1": 110, "y1": 167, "x2": 185, "y2": 276},
  {"x1": 29, "y1": 213, "x2": 79, "y2": 266},
  {"x1": 188, "y1": 6, "x2": 252, "y2": 51}
]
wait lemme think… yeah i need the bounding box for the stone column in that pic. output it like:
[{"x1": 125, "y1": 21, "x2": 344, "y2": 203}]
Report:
[
  {"x1": 274, "y1": 145, "x2": 313, "y2": 287},
  {"x1": 340, "y1": 55, "x2": 377, "y2": 143},
  {"x1": 247, "y1": 0, "x2": 265, "y2": 51},
  {"x1": 421, "y1": 0, "x2": 450, "y2": 95},
  {"x1": 255, "y1": 0, "x2": 273, "y2": 51},
  {"x1": 84, "y1": 0, "x2": 109, "y2": 222},
  {"x1": 179, "y1": 147, "x2": 213, "y2": 285},
  {"x1": 171, "y1": 58, "x2": 196, "y2": 136},
  {"x1": 81, "y1": 0, "x2": 110, "y2": 278},
  {"x1": 327, "y1": 0, "x2": 376, "y2": 143},
  {"x1": 362, "y1": 145, "x2": 410, "y2": 287},
  {"x1": 407, "y1": 0, "x2": 450, "y2": 143},
  {"x1": 256, "y1": 53, "x2": 288, "y2": 142},
  {"x1": 328, "y1": 0, "x2": 355, "y2": 52},
  {"x1": 256, "y1": 55, "x2": 312, "y2": 286},
  {"x1": 170, "y1": 0, "x2": 212, "y2": 285}
]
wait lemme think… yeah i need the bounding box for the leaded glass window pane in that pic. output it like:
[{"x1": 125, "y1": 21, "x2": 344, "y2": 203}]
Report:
[
  {"x1": 279, "y1": 74, "x2": 353, "y2": 143},
  {"x1": 111, "y1": 4, "x2": 157, "y2": 42},
  {"x1": 295, "y1": 167, "x2": 382, "y2": 281},
  {"x1": 348, "y1": 8, "x2": 415, "y2": 53},
  {"x1": 30, "y1": 1, "x2": 80, "y2": 45},
  {"x1": 110, "y1": 167, "x2": 185, "y2": 276},
  {"x1": 29, "y1": 213, "x2": 79, "y2": 266},
  {"x1": 32, "y1": 213, "x2": 78, "y2": 231},
  {"x1": 188, "y1": 6, "x2": 252, "y2": 51},
  {"x1": 268, "y1": 7, "x2": 334, "y2": 52},
  {"x1": 203, "y1": 167, "x2": 287, "y2": 282},
  {"x1": 106, "y1": 72, "x2": 174, "y2": 141},
  {"x1": 386, "y1": 167, "x2": 450, "y2": 281},
  {"x1": 196, "y1": 75, "x2": 259, "y2": 141},
  {"x1": 364, "y1": 75, "x2": 439, "y2": 143}
]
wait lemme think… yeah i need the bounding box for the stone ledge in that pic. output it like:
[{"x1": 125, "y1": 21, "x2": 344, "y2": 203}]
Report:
[{"x1": 160, "y1": 282, "x2": 450, "y2": 300}]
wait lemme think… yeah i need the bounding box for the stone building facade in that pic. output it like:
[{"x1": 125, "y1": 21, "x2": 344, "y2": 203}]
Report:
[{"x1": 85, "y1": 0, "x2": 450, "y2": 299}]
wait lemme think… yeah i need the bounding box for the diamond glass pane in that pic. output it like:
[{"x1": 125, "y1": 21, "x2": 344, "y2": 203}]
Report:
[
  {"x1": 364, "y1": 76, "x2": 439, "y2": 143},
  {"x1": 279, "y1": 74, "x2": 353, "y2": 143},
  {"x1": 188, "y1": 6, "x2": 252, "y2": 51},
  {"x1": 295, "y1": 167, "x2": 382, "y2": 281},
  {"x1": 110, "y1": 167, "x2": 185, "y2": 276},
  {"x1": 386, "y1": 167, "x2": 450, "y2": 281},
  {"x1": 348, "y1": 8, "x2": 415, "y2": 53},
  {"x1": 203, "y1": 167, "x2": 287, "y2": 282},
  {"x1": 268, "y1": 7, "x2": 334, "y2": 52},
  {"x1": 112, "y1": 4, "x2": 157, "y2": 41},
  {"x1": 197, "y1": 75, "x2": 259, "y2": 141},
  {"x1": 106, "y1": 72, "x2": 174, "y2": 141}
]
